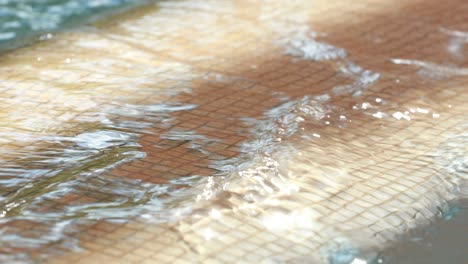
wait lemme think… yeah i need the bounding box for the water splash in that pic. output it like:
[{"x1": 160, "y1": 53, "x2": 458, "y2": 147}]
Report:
[
  {"x1": 283, "y1": 31, "x2": 347, "y2": 61},
  {"x1": 440, "y1": 28, "x2": 468, "y2": 59},
  {"x1": 281, "y1": 28, "x2": 380, "y2": 97},
  {"x1": 333, "y1": 62, "x2": 380, "y2": 97},
  {"x1": 0, "y1": 100, "x2": 199, "y2": 262}
]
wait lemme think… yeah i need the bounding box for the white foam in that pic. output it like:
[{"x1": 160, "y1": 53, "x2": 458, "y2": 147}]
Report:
[
  {"x1": 284, "y1": 31, "x2": 346, "y2": 61},
  {"x1": 75, "y1": 131, "x2": 131, "y2": 149}
]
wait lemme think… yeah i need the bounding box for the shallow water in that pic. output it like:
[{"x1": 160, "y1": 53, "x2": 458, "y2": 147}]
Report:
[{"x1": 0, "y1": 0, "x2": 467, "y2": 263}]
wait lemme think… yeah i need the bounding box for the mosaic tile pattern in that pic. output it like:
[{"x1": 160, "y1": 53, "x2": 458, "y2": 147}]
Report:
[{"x1": 0, "y1": 0, "x2": 467, "y2": 263}]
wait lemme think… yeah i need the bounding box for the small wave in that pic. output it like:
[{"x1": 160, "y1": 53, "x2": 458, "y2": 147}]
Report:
[{"x1": 391, "y1": 58, "x2": 468, "y2": 78}]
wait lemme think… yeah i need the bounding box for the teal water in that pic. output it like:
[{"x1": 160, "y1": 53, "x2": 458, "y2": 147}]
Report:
[
  {"x1": 0, "y1": 0, "x2": 149, "y2": 51},
  {"x1": 375, "y1": 199, "x2": 468, "y2": 264}
]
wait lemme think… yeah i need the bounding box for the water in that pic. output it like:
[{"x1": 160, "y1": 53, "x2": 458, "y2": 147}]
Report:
[
  {"x1": 0, "y1": 0, "x2": 467, "y2": 263},
  {"x1": 0, "y1": 0, "x2": 149, "y2": 51},
  {"x1": 374, "y1": 199, "x2": 468, "y2": 264}
]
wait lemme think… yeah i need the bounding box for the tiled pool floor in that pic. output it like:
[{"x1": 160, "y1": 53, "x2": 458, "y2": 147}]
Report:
[{"x1": 0, "y1": 0, "x2": 467, "y2": 263}]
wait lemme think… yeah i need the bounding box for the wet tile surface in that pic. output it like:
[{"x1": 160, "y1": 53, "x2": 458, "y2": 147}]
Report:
[{"x1": 0, "y1": 0, "x2": 467, "y2": 263}]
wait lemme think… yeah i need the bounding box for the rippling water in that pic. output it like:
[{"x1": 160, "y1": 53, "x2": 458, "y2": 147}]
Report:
[
  {"x1": 0, "y1": 0, "x2": 148, "y2": 51},
  {"x1": 0, "y1": 0, "x2": 467, "y2": 263}
]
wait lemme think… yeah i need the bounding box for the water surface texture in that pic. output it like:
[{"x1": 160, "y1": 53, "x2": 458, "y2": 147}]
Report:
[
  {"x1": 0, "y1": 0, "x2": 467, "y2": 263},
  {"x1": 0, "y1": 0, "x2": 148, "y2": 51}
]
